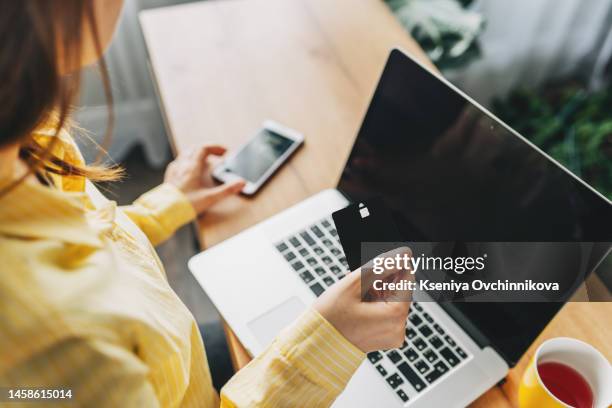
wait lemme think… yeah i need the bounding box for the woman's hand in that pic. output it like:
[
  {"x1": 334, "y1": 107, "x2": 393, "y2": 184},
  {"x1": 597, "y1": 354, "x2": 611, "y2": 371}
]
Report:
[
  {"x1": 313, "y1": 247, "x2": 413, "y2": 353},
  {"x1": 164, "y1": 144, "x2": 245, "y2": 215}
]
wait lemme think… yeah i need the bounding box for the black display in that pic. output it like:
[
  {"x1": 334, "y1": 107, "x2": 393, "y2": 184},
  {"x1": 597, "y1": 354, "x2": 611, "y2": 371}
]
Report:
[
  {"x1": 337, "y1": 49, "x2": 612, "y2": 365},
  {"x1": 225, "y1": 129, "x2": 294, "y2": 183}
]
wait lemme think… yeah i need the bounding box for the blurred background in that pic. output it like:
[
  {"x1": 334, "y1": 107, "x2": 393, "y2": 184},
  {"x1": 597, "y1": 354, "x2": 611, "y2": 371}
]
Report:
[{"x1": 75, "y1": 0, "x2": 612, "y2": 325}]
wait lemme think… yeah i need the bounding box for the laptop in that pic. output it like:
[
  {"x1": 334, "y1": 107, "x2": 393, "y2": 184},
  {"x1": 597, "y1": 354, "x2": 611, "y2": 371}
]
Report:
[{"x1": 189, "y1": 49, "x2": 612, "y2": 407}]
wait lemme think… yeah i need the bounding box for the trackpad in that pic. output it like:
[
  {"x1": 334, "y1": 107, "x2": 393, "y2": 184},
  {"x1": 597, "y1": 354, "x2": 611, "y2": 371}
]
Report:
[{"x1": 248, "y1": 297, "x2": 306, "y2": 348}]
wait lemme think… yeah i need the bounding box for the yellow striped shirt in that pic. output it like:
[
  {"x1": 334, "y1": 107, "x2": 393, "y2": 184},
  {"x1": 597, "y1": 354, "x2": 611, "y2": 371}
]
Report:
[{"x1": 0, "y1": 130, "x2": 364, "y2": 407}]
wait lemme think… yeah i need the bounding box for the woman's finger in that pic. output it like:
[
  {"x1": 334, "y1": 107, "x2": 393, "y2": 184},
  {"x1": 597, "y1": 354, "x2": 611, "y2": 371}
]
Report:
[
  {"x1": 196, "y1": 144, "x2": 227, "y2": 162},
  {"x1": 197, "y1": 179, "x2": 245, "y2": 208}
]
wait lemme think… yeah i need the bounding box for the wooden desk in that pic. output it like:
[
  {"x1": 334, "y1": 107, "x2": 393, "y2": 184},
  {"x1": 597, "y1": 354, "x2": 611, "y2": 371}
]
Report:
[
  {"x1": 141, "y1": 0, "x2": 430, "y2": 247},
  {"x1": 140, "y1": 1, "x2": 610, "y2": 406}
]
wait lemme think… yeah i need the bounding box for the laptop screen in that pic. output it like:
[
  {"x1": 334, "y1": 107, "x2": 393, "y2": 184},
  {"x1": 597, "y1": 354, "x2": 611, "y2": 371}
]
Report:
[{"x1": 337, "y1": 49, "x2": 612, "y2": 364}]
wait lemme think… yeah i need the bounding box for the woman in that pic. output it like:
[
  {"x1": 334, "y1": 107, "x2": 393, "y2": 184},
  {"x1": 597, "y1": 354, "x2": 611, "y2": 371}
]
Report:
[{"x1": 0, "y1": 1, "x2": 410, "y2": 406}]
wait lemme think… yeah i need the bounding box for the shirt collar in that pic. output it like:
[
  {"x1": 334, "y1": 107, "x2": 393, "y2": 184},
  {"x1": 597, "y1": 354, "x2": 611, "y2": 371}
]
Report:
[
  {"x1": 0, "y1": 128, "x2": 103, "y2": 247},
  {"x1": 0, "y1": 179, "x2": 104, "y2": 247}
]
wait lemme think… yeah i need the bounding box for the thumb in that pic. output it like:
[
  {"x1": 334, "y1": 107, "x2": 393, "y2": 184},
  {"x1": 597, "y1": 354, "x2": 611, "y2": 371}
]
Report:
[
  {"x1": 339, "y1": 246, "x2": 413, "y2": 301},
  {"x1": 192, "y1": 179, "x2": 245, "y2": 212},
  {"x1": 361, "y1": 246, "x2": 414, "y2": 302},
  {"x1": 208, "y1": 179, "x2": 245, "y2": 203}
]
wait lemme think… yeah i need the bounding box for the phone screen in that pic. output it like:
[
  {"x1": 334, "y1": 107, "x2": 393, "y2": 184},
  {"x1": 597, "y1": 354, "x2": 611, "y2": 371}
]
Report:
[{"x1": 224, "y1": 129, "x2": 295, "y2": 183}]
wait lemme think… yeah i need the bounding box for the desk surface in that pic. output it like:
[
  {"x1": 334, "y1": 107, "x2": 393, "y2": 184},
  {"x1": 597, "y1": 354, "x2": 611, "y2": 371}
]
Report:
[{"x1": 141, "y1": 1, "x2": 610, "y2": 406}]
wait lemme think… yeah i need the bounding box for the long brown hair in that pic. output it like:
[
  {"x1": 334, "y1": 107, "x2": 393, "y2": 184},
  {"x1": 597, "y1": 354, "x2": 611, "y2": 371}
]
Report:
[{"x1": 0, "y1": 0, "x2": 121, "y2": 195}]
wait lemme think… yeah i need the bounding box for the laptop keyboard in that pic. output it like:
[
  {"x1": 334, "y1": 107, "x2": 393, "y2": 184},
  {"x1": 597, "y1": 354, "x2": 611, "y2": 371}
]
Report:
[
  {"x1": 275, "y1": 217, "x2": 348, "y2": 296},
  {"x1": 367, "y1": 302, "x2": 470, "y2": 403},
  {"x1": 274, "y1": 216, "x2": 471, "y2": 404}
]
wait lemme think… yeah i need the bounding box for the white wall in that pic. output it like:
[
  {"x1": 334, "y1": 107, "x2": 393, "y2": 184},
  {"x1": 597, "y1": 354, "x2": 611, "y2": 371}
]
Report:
[{"x1": 447, "y1": 0, "x2": 612, "y2": 106}]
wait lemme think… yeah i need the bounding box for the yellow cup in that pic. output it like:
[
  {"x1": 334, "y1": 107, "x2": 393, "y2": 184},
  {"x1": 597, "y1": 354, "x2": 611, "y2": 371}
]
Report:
[{"x1": 519, "y1": 337, "x2": 612, "y2": 408}]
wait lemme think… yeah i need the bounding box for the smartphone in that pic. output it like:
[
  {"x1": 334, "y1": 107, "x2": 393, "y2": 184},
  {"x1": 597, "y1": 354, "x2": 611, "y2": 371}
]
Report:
[{"x1": 213, "y1": 121, "x2": 304, "y2": 195}]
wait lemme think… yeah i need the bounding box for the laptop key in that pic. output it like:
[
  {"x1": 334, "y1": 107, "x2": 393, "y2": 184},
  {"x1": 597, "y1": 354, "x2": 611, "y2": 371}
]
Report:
[
  {"x1": 424, "y1": 349, "x2": 438, "y2": 363},
  {"x1": 306, "y1": 258, "x2": 317, "y2": 266},
  {"x1": 406, "y1": 328, "x2": 416, "y2": 339},
  {"x1": 339, "y1": 257, "x2": 348, "y2": 267},
  {"x1": 298, "y1": 248, "x2": 309, "y2": 257},
  {"x1": 386, "y1": 350, "x2": 402, "y2": 364},
  {"x1": 367, "y1": 351, "x2": 383, "y2": 364},
  {"x1": 386, "y1": 373, "x2": 404, "y2": 389},
  {"x1": 321, "y1": 220, "x2": 331, "y2": 228},
  {"x1": 425, "y1": 361, "x2": 449, "y2": 384},
  {"x1": 314, "y1": 267, "x2": 326, "y2": 276},
  {"x1": 396, "y1": 389, "x2": 409, "y2": 402},
  {"x1": 299, "y1": 271, "x2": 314, "y2": 283},
  {"x1": 313, "y1": 246, "x2": 324, "y2": 255},
  {"x1": 330, "y1": 247, "x2": 341, "y2": 256},
  {"x1": 376, "y1": 364, "x2": 387, "y2": 376},
  {"x1": 433, "y1": 323, "x2": 444, "y2": 335},
  {"x1": 289, "y1": 237, "x2": 301, "y2": 247},
  {"x1": 456, "y1": 347, "x2": 467, "y2": 359},
  {"x1": 276, "y1": 242, "x2": 288, "y2": 252},
  {"x1": 425, "y1": 369, "x2": 442, "y2": 384},
  {"x1": 300, "y1": 231, "x2": 316, "y2": 246},
  {"x1": 397, "y1": 362, "x2": 426, "y2": 392},
  {"x1": 323, "y1": 276, "x2": 334, "y2": 286},
  {"x1": 434, "y1": 361, "x2": 448, "y2": 374},
  {"x1": 414, "y1": 338, "x2": 426, "y2": 351},
  {"x1": 403, "y1": 348, "x2": 418, "y2": 362},
  {"x1": 329, "y1": 228, "x2": 338, "y2": 236},
  {"x1": 311, "y1": 225, "x2": 325, "y2": 238},
  {"x1": 440, "y1": 347, "x2": 460, "y2": 367},
  {"x1": 322, "y1": 239, "x2": 333, "y2": 247},
  {"x1": 322, "y1": 256, "x2": 333, "y2": 265},
  {"x1": 423, "y1": 312, "x2": 434, "y2": 323},
  {"x1": 413, "y1": 302, "x2": 423, "y2": 312},
  {"x1": 408, "y1": 314, "x2": 423, "y2": 326},
  {"x1": 309, "y1": 283, "x2": 325, "y2": 297},
  {"x1": 414, "y1": 360, "x2": 429, "y2": 374},
  {"x1": 419, "y1": 325, "x2": 433, "y2": 338},
  {"x1": 429, "y1": 335, "x2": 443, "y2": 349},
  {"x1": 444, "y1": 335, "x2": 456, "y2": 347},
  {"x1": 291, "y1": 261, "x2": 304, "y2": 271},
  {"x1": 284, "y1": 252, "x2": 296, "y2": 261},
  {"x1": 330, "y1": 265, "x2": 341, "y2": 274}
]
